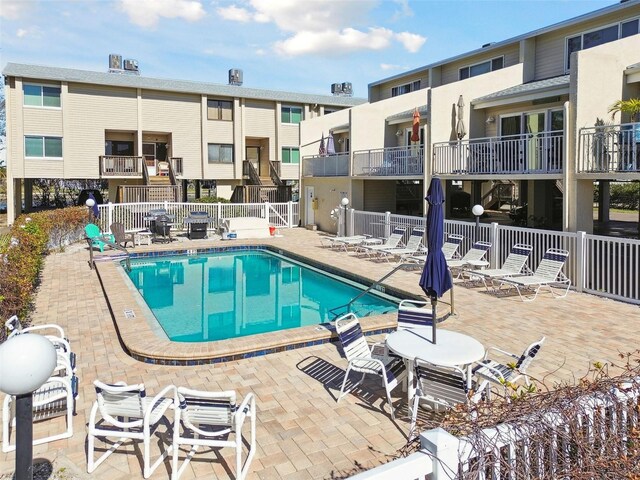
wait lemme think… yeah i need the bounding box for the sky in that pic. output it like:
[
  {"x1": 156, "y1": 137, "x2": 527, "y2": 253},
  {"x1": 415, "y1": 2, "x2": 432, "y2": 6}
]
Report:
[{"x1": 0, "y1": 0, "x2": 620, "y2": 99}]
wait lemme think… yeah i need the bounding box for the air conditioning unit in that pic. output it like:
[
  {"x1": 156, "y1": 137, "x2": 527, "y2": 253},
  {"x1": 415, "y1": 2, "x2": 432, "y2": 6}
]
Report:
[
  {"x1": 331, "y1": 83, "x2": 343, "y2": 95},
  {"x1": 123, "y1": 59, "x2": 139, "y2": 72},
  {"x1": 341, "y1": 82, "x2": 353, "y2": 96},
  {"x1": 229, "y1": 68, "x2": 243, "y2": 86},
  {"x1": 109, "y1": 54, "x2": 122, "y2": 70}
]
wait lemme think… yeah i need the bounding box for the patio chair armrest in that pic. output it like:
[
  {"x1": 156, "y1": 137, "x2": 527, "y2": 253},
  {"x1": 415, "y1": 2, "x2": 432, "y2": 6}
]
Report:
[
  {"x1": 472, "y1": 361, "x2": 508, "y2": 383},
  {"x1": 144, "y1": 385, "x2": 177, "y2": 425},
  {"x1": 484, "y1": 346, "x2": 518, "y2": 361},
  {"x1": 16, "y1": 323, "x2": 66, "y2": 338},
  {"x1": 350, "y1": 357, "x2": 385, "y2": 370},
  {"x1": 235, "y1": 392, "x2": 256, "y2": 428}
]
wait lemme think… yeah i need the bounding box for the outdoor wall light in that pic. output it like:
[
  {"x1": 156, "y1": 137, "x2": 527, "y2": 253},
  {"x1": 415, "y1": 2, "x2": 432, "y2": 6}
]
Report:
[
  {"x1": 85, "y1": 198, "x2": 96, "y2": 208},
  {"x1": 341, "y1": 197, "x2": 350, "y2": 237},
  {"x1": 486, "y1": 116, "x2": 496, "y2": 124},
  {"x1": 0, "y1": 334, "x2": 57, "y2": 480},
  {"x1": 395, "y1": 130, "x2": 403, "y2": 137},
  {"x1": 472, "y1": 204, "x2": 484, "y2": 241}
]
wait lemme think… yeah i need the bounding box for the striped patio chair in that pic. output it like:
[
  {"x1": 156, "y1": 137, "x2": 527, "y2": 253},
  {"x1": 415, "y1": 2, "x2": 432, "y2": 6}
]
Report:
[
  {"x1": 499, "y1": 248, "x2": 570, "y2": 301},
  {"x1": 377, "y1": 227, "x2": 426, "y2": 262},
  {"x1": 408, "y1": 233, "x2": 464, "y2": 264},
  {"x1": 397, "y1": 299, "x2": 434, "y2": 330},
  {"x1": 465, "y1": 243, "x2": 533, "y2": 291},
  {"x1": 335, "y1": 313, "x2": 407, "y2": 419},
  {"x1": 357, "y1": 227, "x2": 407, "y2": 257},
  {"x1": 447, "y1": 241, "x2": 492, "y2": 278}
]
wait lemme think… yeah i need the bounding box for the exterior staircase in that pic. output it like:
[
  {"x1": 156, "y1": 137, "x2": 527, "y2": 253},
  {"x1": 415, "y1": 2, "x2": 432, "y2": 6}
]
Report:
[{"x1": 231, "y1": 161, "x2": 292, "y2": 203}]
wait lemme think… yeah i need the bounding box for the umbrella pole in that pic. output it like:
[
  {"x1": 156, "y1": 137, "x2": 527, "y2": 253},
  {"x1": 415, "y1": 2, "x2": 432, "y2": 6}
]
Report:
[{"x1": 431, "y1": 294, "x2": 437, "y2": 344}]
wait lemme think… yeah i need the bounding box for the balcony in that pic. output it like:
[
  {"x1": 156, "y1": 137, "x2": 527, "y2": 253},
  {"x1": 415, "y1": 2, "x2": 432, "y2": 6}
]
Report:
[
  {"x1": 302, "y1": 153, "x2": 350, "y2": 177},
  {"x1": 353, "y1": 146, "x2": 424, "y2": 177},
  {"x1": 432, "y1": 132, "x2": 564, "y2": 176},
  {"x1": 577, "y1": 123, "x2": 639, "y2": 175},
  {"x1": 99, "y1": 156, "x2": 144, "y2": 177}
]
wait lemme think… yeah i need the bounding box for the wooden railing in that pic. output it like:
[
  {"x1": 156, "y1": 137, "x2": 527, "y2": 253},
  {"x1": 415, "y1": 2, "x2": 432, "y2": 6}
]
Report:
[
  {"x1": 352, "y1": 146, "x2": 424, "y2": 176},
  {"x1": 433, "y1": 131, "x2": 564, "y2": 175},
  {"x1": 169, "y1": 157, "x2": 183, "y2": 176},
  {"x1": 577, "y1": 122, "x2": 640, "y2": 173},
  {"x1": 231, "y1": 185, "x2": 292, "y2": 203},
  {"x1": 269, "y1": 161, "x2": 284, "y2": 186},
  {"x1": 119, "y1": 185, "x2": 181, "y2": 203},
  {"x1": 302, "y1": 153, "x2": 350, "y2": 177},
  {"x1": 242, "y1": 160, "x2": 262, "y2": 185},
  {"x1": 99, "y1": 156, "x2": 144, "y2": 177}
]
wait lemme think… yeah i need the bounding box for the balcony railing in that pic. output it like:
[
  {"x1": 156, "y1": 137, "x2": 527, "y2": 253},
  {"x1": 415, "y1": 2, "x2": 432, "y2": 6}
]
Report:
[
  {"x1": 432, "y1": 131, "x2": 564, "y2": 175},
  {"x1": 170, "y1": 157, "x2": 183, "y2": 176},
  {"x1": 353, "y1": 146, "x2": 424, "y2": 177},
  {"x1": 302, "y1": 153, "x2": 350, "y2": 177},
  {"x1": 578, "y1": 122, "x2": 639, "y2": 173},
  {"x1": 99, "y1": 156, "x2": 144, "y2": 177}
]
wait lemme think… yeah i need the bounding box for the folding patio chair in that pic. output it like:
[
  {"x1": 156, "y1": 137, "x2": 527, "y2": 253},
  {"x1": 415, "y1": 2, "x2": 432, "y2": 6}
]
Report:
[
  {"x1": 499, "y1": 248, "x2": 570, "y2": 301},
  {"x1": 87, "y1": 381, "x2": 175, "y2": 478},
  {"x1": 464, "y1": 243, "x2": 533, "y2": 291},
  {"x1": 172, "y1": 387, "x2": 256, "y2": 480},
  {"x1": 335, "y1": 313, "x2": 407, "y2": 419}
]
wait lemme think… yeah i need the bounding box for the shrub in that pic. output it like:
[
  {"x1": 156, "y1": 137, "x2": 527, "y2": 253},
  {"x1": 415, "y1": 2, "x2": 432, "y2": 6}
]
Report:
[
  {"x1": 0, "y1": 207, "x2": 87, "y2": 341},
  {"x1": 193, "y1": 196, "x2": 230, "y2": 204}
]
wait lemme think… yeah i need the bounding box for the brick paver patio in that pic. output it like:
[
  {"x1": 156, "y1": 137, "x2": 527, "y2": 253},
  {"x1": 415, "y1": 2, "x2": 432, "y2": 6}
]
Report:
[{"x1": 1, "y1": 228, "x2": 638, "y2": 479}]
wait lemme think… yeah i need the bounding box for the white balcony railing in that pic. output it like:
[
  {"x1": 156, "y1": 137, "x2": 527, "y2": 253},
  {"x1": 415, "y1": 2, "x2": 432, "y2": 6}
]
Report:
[
  {"x1": 432, "y1": 131, "x2": 564, "y2": 175},
  {"x1": 578, "y1": 122, "x2": 640, "y2": 173},
  {"x1": 353, "y1": 146, "x2": 424, "y2": 177},
  {"x1": 99, "y1": 156, "x2": 144, "y2": 177},
  {"x1": 302, "y1": 153, "x2": 350, "y2": 177}
]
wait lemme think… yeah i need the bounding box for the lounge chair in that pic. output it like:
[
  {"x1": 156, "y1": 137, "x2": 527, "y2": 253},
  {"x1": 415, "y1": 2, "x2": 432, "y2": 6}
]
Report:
[
  {"x1": 110, "y1": 222, "x2": 135, "y2": 248},
  {"x1": 335, "y1": 313, "x2": 407, "y2": 419},
  {"x1": 473, "y1": 337, "x2": 545, "y2": 395},
  {"x1": 87, "y1": 381, "x2": 175, "y2": 477},
  {"x1": 408, "y1": 233, "x2": 464, "y2": 264},
  {"x1": 357, "y1": 227, "x2": 407, "y2": 257},
  {"x1": 85, "y1": 223, "x2": 114, "y2": 252},
  {"x1": 409, "y1": 359, "x2": 486, "y2": 435},
  {"x1": 322, "y1": 234, "x2": 369, "y2": 251},
  {"x1": 172, "y1": 387, "x2": 256, "y2": 480},
  {"x1": 447, "y1": 241, "x2": 492, "y2": 277},
  {"x1": 464, "y1": 243, "x2": 533, "y2": 291},
  {"x1": 377, "y1": 227, "x2": 426, "y2": 262},
  {"x1": 499, "y1": 248, "x2": 570, "y2": 301}
]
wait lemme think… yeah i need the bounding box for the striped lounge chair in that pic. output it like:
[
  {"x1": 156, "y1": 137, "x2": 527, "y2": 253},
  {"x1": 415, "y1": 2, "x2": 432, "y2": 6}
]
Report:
[
  {"x1": 465, "y1": 243, "x2": 533, "y2": 291},
  {"x1": 447, "y1": 241, "x2": 492, "y2": 277}
]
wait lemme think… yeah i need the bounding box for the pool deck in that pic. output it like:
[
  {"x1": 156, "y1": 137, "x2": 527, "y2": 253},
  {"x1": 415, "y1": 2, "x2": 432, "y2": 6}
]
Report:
[{"x1": 1, "y1": 228, "x2": 639, "y2": 479}]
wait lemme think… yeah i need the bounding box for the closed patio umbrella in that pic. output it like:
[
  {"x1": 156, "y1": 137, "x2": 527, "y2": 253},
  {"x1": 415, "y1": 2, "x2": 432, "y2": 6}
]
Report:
[
  {"x1": 327, "y1": 132, "x2": 336, "y2": 155},
  {"x1": 456, "y1": 95, "x2": 466, "y2": 140},
  {"x1": 418, "y1": 177, "x2": 452, "y2": 344},
  {"x1": 411, "y1": 108, "x2": 420, "y2": 143}
]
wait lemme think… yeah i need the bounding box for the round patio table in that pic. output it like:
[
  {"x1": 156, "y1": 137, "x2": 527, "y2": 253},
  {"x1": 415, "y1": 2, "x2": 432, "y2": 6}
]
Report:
[{"x1": 386, "y1": 328, "x2": 485, "y2": 407}]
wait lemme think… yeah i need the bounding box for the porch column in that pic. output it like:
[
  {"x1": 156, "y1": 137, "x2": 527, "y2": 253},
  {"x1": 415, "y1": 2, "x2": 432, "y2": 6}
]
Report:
[
  {"x1": 598, "y1": 180, "x2": 610, "y2": 224},
  {"x1": 181, "y1": 180, "x2": 188, "y2": 202},
  {"x1": 471, "y1": 180, "x2": 482, "y2": 210},
  {"x1": 8, "y1": 178, "x2": 22, "y2": 225},
  {"x1": 23, "y1": 179, "x2": 33, "y2": 213},
  {"x1": 443, "y1": 180, "x2": 452, "y2": 218},
  {"x1": 566, "y1": 179, "x2": 594, "y2": 233},
  {"x1": 195, "y1": 180, "x2": 201, "y2": 199}
]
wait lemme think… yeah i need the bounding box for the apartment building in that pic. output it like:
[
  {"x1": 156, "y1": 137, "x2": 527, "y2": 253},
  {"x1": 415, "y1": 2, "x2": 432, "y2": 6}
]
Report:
[
  {"x1": 2, "y1": 62, "x2": 365, "y2": 224},
  {"x1": 300, "y1": 0, "x2": 640, "y2": 234}
]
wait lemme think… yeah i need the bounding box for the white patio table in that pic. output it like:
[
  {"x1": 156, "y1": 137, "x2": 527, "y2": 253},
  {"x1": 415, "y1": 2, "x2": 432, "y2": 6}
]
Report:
[{"x1": 385, "y1": 328, "x2": 485, "y2": 407}]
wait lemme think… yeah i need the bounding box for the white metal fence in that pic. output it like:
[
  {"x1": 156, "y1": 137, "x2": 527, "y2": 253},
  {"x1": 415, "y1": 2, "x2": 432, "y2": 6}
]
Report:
[
  {"x1": 96, "y1": 201, "x2": 299, "y2": 233},
  {"x1": 349, "y1": 209, "x2": 640, "y2": 305}
]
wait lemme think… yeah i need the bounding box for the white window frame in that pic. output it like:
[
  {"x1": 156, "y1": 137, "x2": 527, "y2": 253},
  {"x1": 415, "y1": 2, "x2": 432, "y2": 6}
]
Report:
[
  {"x1": 24, "y1": 135, "x2": 63, "y2": 160},
  {"x1": 391, "y1": 80, "x2": 421, "y2": 97},
  {"x1": 281, "y1": 146, "x2": 300, "y2": 164},
  {"x1": 207, "y1": 143, "x2": 234, "y2": 164},
  {"x1": 563, "y1": 17, "x2": 639, "y2": 72},
  {"x1": 281, "y1": 105, "x2": 303, "y2": 124},
  {"x1": 22, "y1": 83, "x2": 62, "y2": 109},
  {"x1": 459, "y1": 56, "x2": 505, "y2": 81},
  {"x1": 497, "y1": 108, "x2": 564, "y2": 136}
]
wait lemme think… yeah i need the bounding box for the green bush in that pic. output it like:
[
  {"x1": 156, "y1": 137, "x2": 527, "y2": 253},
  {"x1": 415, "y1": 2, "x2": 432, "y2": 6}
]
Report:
[
  {"x1": 0, "y1": 207, "x2": 87, "y2": 341},
  {"x1": 193, "y1": 196, "x2": 230, "y2": 204},
  {"x1": 594, "y1": 182, "x2": 640, "y2": 210}
]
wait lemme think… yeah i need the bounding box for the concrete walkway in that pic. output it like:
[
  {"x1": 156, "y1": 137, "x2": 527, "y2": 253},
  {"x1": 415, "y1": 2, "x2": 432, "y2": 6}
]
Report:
[{"x1": 1, "y1": 228, "x2": 638, "y2": 479}]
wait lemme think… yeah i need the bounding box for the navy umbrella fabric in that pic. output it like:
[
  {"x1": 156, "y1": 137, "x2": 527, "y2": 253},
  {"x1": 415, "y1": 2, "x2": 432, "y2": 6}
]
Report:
[
  {"x1": 419, "y1": 177, "x2": 452, "y2": 343},
  {"x1": 88, "y1": 192, "x2": 100, "y2": 218}
]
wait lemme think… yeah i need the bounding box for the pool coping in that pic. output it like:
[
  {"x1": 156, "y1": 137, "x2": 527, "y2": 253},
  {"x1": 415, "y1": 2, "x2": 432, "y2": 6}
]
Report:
[{"x1": 94, "y1": 244, "x2": 423, "y2": 365}]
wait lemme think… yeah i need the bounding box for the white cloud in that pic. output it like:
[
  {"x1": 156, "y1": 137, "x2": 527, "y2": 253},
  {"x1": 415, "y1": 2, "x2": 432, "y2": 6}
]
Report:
[
  {"x1": 391, "y1": 0, "x2": 413, "y2": 21},
  {"x1": 216, "y1": 5, "x2": 251, "y2": 22},
  {"x1": 0, "y1": 1, "x2": 28, "y2": 20},
  {"x1": 16, "y1": 28, "x2": 28, "y2": 38},
  {"x1": 275, "y1": 27, "x2": 393, "y2": 56},
  {"x1": 380, "y1": 63, "x2": 403, "y2": 71},
  {"x1": 395, "y1": 32, "x2": 426, "y2": 53},
  {"x1": 118, "y1": 0, "x2": 206, "y2": 28}
]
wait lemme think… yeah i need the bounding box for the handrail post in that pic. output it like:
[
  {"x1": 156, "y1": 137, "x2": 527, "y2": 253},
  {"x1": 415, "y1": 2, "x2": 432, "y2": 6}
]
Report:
[
  {"x1": 287, "y1": 201, "x2": 293, "y2": 228},
  {"x1": 264, "y1": 201, "x2": 270, "y2": 221},
  {"x1": 384, "y1": 211, "x2": 391, "y2": 238},
  {"x1": 576, "y1": 231, "x2": 586, "y2": 293},
  {"x1": 348, "y1": 208, "x2": 354, "y2": 237},
  {"x1": 107, "y1": 203, "x2": 114, "y2": 233},
  {"x1": 490, "y1": 222, "x2": 499, "y2": 269},
  {"x1": 421, "y1": 428, "x2": 461, "y2": 480}
]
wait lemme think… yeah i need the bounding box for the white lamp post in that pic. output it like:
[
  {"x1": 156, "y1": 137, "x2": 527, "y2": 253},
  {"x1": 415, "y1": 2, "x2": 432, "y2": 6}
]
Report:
[
  {"x1": 0, "y1": 334, "x2": 57, "y2": 480},
  {"x1": 85, "y1": 198, "x2": 96, "y2": 222},
  {"x1": 340, "y1": 197, "x2": 349, "y2": 237},
  {"x1": 472, "y1": 204, "x2": 484, "y2": 242}
]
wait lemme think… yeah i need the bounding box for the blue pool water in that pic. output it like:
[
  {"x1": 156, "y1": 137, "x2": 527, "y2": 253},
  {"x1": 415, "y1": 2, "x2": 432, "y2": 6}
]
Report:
[{"x1": 125, "y1": 250, "x2": 397, "y2": 342}]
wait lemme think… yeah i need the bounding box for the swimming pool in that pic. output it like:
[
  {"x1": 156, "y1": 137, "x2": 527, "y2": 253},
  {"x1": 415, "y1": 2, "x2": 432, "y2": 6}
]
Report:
[{"x1": 124, "y1": 249, "x2": 398, "y2": 342}]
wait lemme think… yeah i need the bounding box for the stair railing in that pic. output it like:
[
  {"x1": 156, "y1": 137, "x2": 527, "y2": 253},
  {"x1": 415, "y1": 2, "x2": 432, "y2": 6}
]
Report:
[
  {"x1": 269, "y1": 161, "x2": 284, "y2": 186},
  {"x1": 243, "y1": 160, "x2": 263, "y2": 185}
]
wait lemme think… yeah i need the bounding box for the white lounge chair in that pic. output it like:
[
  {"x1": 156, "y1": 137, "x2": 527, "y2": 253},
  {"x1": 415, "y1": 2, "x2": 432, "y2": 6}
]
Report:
[
  {"x1": 357, "y1": 227, "x2": 407, "y2": 257},
  {"x1": 87, "y1": 381, "x2": 175, "y2": 478},
  {"x1": 172, "y1": 387, "x2": 256, "y2": 480},
  {"x1": 465, "y1": 243, "x2": 533, "y2": 291},
  {"x1": 499, "y1": 248, "x2": 571, "y2": 301},
  {"x1": 335, "y1": 313, "x2": 407, "y2": 419},
  {"x1": 377, "y1": 227, "x2": 425, "y2": 262},
  {"x1": 321, "y1": 234, "x2": 367, "y2": 249},
  {"x1": 408, "y1": 233, "x2": 464, "y2": 264},
  {"x1": 447, "y1": 241, "x2": 492, "y2": 277},
  {"x1": 473, "y1": 337, "x2": 545, "y2": 395}
]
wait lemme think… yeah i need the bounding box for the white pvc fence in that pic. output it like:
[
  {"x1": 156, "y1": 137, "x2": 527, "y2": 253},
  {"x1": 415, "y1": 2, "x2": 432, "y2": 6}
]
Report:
[
  {"x1": 352, "y1": 378, "x2": 640, "y2": 479},
  {"x1": 96, "y1": 201, "x2": 299, "y2": 233},
  {"x1": 349, "y1": 209, "x2": 640, "y2": 305}
]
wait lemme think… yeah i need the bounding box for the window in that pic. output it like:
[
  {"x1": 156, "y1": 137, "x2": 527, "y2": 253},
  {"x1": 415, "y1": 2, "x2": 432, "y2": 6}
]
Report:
[
  {"x1": 281, "y1": 106, "x2": 302, "y2": 124},
  {"x1": 207, "y1": 99, "x2": 233, "y2": 121},
  {"x1": 324, "y1": 108, "x2": 337, "y2": 115},
  {"x1": 566, "y1": 19, "x2": 640, "y2": 70},
  {"x1": 25, "y1": 136, "x2": 62, "y2": 158},
  {"x1": 459, "y1": 56, "x2": 504, "y2": 80},
  {"x1": 391, "y1": 80, "x2": 421, "y2": 97},
  {"x1": 281, "y1": 147, "x2": 300, "y2": 164},
  {"x1": 23, "y1": 84, "x2": 61, "y2": 108},
  {"x1": 105, "y1": 140, "x2": 134, "y2": 156},
  {"x1": 207, "y1": 144, "x2": 233, "y2": 163}
]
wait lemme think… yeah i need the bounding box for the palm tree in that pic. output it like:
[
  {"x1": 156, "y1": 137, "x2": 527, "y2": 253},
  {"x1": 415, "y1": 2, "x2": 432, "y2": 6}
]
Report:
[{"x1": 608, "y1": 98, "x2": 640, "y2": 123}]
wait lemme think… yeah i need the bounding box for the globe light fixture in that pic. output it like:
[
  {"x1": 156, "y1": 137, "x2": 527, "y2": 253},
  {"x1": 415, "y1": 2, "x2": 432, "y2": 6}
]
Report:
[
  {"x1": 0, "y1": 334, "x2": 57, "y2": 480},
  {"x1": 85, "y1": 198, "x2": 96, "y2": 208},
  {"x1": 472, "y1": 204, "x2": 484, "y2": 242},
  {"x1": 340, "y1": 197, "x2": 350, "y2": 236}
]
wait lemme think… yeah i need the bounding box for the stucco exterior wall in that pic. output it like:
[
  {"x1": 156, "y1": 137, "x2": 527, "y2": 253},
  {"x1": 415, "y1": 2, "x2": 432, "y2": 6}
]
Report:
[
  {"x1": 301, "y1": 177, "x2": 352, "y2": 232},
  {"x1": 299, "y1": 109, "x2": 351, "y2": 159},
  {"x1": 440, "y1": 44, "x2": 521, "y2": 86}
]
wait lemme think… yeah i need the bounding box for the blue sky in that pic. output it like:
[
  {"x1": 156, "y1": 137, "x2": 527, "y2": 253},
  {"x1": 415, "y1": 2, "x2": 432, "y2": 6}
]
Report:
[{"x1": 0, "y1": 0, "x2": 617, "y2": 98}]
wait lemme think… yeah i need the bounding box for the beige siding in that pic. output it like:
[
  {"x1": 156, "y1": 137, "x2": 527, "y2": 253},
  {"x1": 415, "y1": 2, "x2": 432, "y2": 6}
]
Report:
[
  {"x1": 441, "y1": 44, "x2": 520, "y2": 85},
  {"x1": 65, "y1": 83, "x2": 138, "y2": 178},
  {"x1": 205, "y1": 119, "x2": 234, "y2": 144},
  {"x1": 279, "y1": 124, "x2": 299, "y2": 148},
  {"x1": 374, "y1": 72, "x2": 429, "y2": 102},
  {"x1": 141, "y1": 90, "x2": 202, "y2": 179},
  {"x1": 204, "y1": 162, "x2": 235, "y2": 180},
  {"x1": 23, "y1": 108, "x2": 63, "y2": 136},
  {"x1": 245, "y1": 100, "x2": 276, "y2": 138},
  {"x1": 24, "y1": 160, "x2": 63, "y2": 178},
  {"x1": 364, "y1": 180, "x2": 397, "y2": 213},
  {"x1": 535, "y1": 7, "x2": 640, "y2": 80},
  {"x1": 8, "y1": 78, "x2": 24, "y2": 177},
  {"x1": 280, "y1": 163, "x2": 299, "y2": 180}
]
